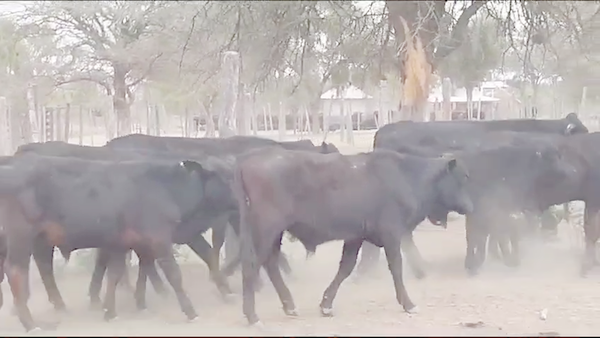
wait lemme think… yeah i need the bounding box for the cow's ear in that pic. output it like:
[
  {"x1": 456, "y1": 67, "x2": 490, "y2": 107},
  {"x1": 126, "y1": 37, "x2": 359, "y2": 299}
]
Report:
[
  {"x1": 446, "y1": 158, "x2": 457, "y2": 172},
  {"x1": 320, "y1": 141, "x2": 328, "y2": 151},
  {"x1": 179, "y1": 160, "x2": 203, "y2": 173},
  {"x1": 565, "y1": 123, "x2": 575, "y2": 135}
]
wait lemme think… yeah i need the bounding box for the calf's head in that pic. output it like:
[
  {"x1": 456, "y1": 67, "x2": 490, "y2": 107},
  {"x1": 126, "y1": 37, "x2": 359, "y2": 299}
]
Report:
[{"x1": 428, "y1": 158, "x2": 473, "y2": 227}]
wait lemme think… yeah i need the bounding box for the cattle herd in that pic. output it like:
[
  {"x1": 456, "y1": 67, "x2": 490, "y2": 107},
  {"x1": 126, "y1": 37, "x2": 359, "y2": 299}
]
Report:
[{"x1": 0, "y1": 112, "x2": 599, "y2": 333}]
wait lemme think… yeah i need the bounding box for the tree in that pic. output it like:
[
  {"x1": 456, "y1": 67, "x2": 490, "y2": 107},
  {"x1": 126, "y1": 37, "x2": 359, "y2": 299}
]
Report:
[
  {"x1": 19, "y1": 1, "x2": 178, "y2": 137},
  {"x1": 385, "y1": 1, "x2": 486, "y2": 121},
  {"x1": 438, "y1": 17, "x2": 503, "y2": 119}
]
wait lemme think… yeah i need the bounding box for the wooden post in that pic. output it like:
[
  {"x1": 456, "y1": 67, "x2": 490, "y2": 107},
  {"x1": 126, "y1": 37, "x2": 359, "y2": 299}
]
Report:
[
  {"x1": 217, "y1": 51, "x2": 240, "y2": 138},
  {"x1": 250, "y1": 96, "x2": 258, "y2": 135},
  {"x1": 64, "y1": 103, "x2": 71, "y2": 142},
  {"x1": 580, "y1": 86, "x2": 588, "y2": 117},
  {"x1": 78, "y1": 105, "x2": 84, "y2": 145},
  {"x1": 442, "y1": 78, "x2": 452, "y2": 121},
  {"x1": 45, "y1": 107, "x2": 54, "y2": 142},
  {"x1": 262, "y1": 107, "x2": 268, "y2": 132},
  {"x1": 379, "y1": 80, "x2": 390, "y2": 126},
  {"x1": 0, "y1": 97, "x2": 8, "y2": 154},
  {"x1": 345, "y1": 99, "x2": 354, "y2": 145},
  {"x1": 278, "y1": 101, "x2": 285, "y2": 141},
  {"x1": 267, "y1": 104, "x2": 274, "y2": 131},
  {"x1": 154, "y1": 105, "x2": 161, "y2": 136}
]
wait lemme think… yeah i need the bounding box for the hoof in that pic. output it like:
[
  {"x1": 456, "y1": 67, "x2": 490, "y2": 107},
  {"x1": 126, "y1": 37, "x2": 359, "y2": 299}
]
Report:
[
  {"x1": 188, "y1": 315, "x2": 199, "y2": 323},
  {"x1": 222, "y1": 293, "x2": 237, "y2": 304},
  {"x1": 53, "y1": 303, "x2": 67, "y2": 313},
  {"x1": 28, "y1": 327, "x2": 42, "y2": 333},
  {"x1": 89, "y1": 299, "x2": 103, "y2": 311},
  {"x1": 466, "y1": 268, "x2": 480, "y2": 277},
  {"x1": 413, "y1": 270, "x2": 426, "y2": 280},
  {"x1": 103, "y1": 310, "x2": 118, "y2": 322},
  {"x1": 284, "y1": 308, "x2": 298, "y2": 317},
  {"x1": 404, "y1": 305, "x2": 419, "y2": 314},
  {"x1": 250, "y1": 320, "x2": 264, "y2": 329},
  {"x1": 320, "y1": 307, "x2": 334, "y2": 317}
]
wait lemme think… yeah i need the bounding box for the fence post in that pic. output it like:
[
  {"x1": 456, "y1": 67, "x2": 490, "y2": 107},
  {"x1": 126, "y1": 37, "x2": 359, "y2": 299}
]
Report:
[{"x1": 45, "y1": 107, "x2": 54, "y2": 142}]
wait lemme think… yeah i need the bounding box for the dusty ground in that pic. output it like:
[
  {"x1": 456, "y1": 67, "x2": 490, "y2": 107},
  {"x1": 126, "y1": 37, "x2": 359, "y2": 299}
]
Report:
[{"x1": 1, "y1": 130, "x2": 597, "y2": 336}]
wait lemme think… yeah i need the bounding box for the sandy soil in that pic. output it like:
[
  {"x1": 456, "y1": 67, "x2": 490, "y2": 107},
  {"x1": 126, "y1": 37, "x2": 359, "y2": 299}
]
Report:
[
  {"x1": 0, "y1": 218, "x2": 595, "y2": 336},
  {"x1": 1, "y1": 130, "x2": 597, "y2": 336}
]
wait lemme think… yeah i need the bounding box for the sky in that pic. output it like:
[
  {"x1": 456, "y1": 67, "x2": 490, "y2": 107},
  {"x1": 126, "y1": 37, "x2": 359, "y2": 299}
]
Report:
[{"x1": 0, "y1": 1, "x2": 25, "y2": 16}]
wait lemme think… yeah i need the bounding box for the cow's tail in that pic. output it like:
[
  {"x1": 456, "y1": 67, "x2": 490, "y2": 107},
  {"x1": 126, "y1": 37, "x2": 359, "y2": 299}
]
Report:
[{"x1": 232, "y1": 164, "x2": 259, "y2": 276}]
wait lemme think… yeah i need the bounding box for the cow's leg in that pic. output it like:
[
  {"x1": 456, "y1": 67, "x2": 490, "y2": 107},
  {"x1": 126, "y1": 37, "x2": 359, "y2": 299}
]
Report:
[
  {"x1": 540, "y1": 208, "x2": 560, "y2": 241},
  {"x1": 263, "y1": 233, "x2": 296, "y2": 316},
  {"x1": 223, "y1": 225, "x2": 240, "y2": 269},
  {"x1": 211, "y1": 223, "x2": 227, "y2": 271},
  {"x1": 134, "y1": 256, "x2": 149, "y2": 311},
  {"x1": 278, "y1": 251, "x2": 292, "y2": 276},
  {"x1": 155, "y1": 247, "x2": 197, "y2": 321},
  {"x1": 319, "y1": 239, "x2": 362, "y2": 316},
  {"x1": 89, "y1": 248, "x2": 109, "y2": 309},
  {"x1": 132, "y1": 248, "x2": 166, "y2": 297},
  {"x1": 508, "y1": 223, "x2": 521, "y2": 267},
  {"x1": 355, "y1": 242, "x2": 380, "y2": 276},
  {"x1": 186, "y1": 235, "x2": 232, "y2": 296},
  {"x1": 496, "y1": 229, "x2": 517, "y2": 267},
  {"x1": 145, "y1": 261, "x2": 167, "y2": 296},
  {"x1": 0, "y1": 234, "x2": 5, "y2": 310},
  {"x1": 118, "y1": 250, "x2": 134, "y2": 291},
  {"x1": 487, "y1": 235, "x2": 502, "y2": 261},
  {"x1": 581, "y1": 206, "x2": 600, "y2": 276},
  {"x1": 32, "y1": 240, "x2": 66, "y2": 311},
  {"x1": 0, "y1": 255, "x2": 4, "y2": 310},
  {"x1": 133, "y1": 247, "x2": 167, "y2": 311},
  {"x1": 5, "y1": 233, "x2": 37, "y2": 331},
  {"x1": 103, "y1": 249, "x2": 128, "y2": 321},
  {"x1": 400, "y1": 233, "x2": 426, "y2": 279},
  {"x1": 382, "y1": 233, "x2": 416, "y2": 313},
  {"x1": 464, "y1": 216, "x2": 482, "y2": 275}
]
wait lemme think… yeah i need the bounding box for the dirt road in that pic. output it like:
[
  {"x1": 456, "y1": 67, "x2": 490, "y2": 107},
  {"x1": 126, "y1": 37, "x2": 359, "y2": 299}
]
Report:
[{"x1": 0, "y1": 217, "x2": 595, "y2": 336}]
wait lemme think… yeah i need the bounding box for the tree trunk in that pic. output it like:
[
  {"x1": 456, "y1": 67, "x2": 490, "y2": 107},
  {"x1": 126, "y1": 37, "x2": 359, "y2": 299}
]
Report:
[
  {"x1": 113, "y1": 63, "x2": 132, "y2": 137},
  {"x1": 466, "y1": 84, "x2": 474, "y2": 120},
  {"x1": 78, "y1": 105, "x2": 84, "y2": 145},
  {"x1": 442, "y1": 78, "x2": 452, "y2": 121},
  {"x1": 26, "y1": 85, "x2": 37, "y2": 138},
  {"x1": 217, "y1": 51, "x2": 240, "y2": 138},
  {"x1": 64, "y1": 103, "x2": 71, "y2": 142},
  {"x1": 309, "y1": 98, "x2": 321, "y2": 135}
]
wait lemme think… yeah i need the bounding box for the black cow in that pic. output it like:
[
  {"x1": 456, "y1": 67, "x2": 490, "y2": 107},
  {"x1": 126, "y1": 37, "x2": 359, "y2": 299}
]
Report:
[
  {"x1": 365, "y1": 132, "x2": 578, "y2": 275},
  {"x1": 13, "y1": 141, "x2": 237, "y2": 310},
  {"x1": 454, "y1": 142, "x2": 576, "y2": 274},
  {"x1": 105, "y1": 134, "x2": 340, "y2": 277},
  {"x1": 374, "y1": 113, "x2": 588, "y2": 150},
  {"x1": 16, "y1": 137, "x2": 338, "y2": 310},
  {"x1": 0, "y1": 154, "x2": 229, "y2": 331},
  {"x1": 538, "y1": 132, "x2": 600, "y2": 276},
  {"x1": 359, "y1": 114, "x2": 588, "y2": 276},
  {"x1": 233, "y1": 147, "x2": 473, "y2": 325},
  {"x1": 106, "y1": 133, "x2": 339, "y2": 155}
]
